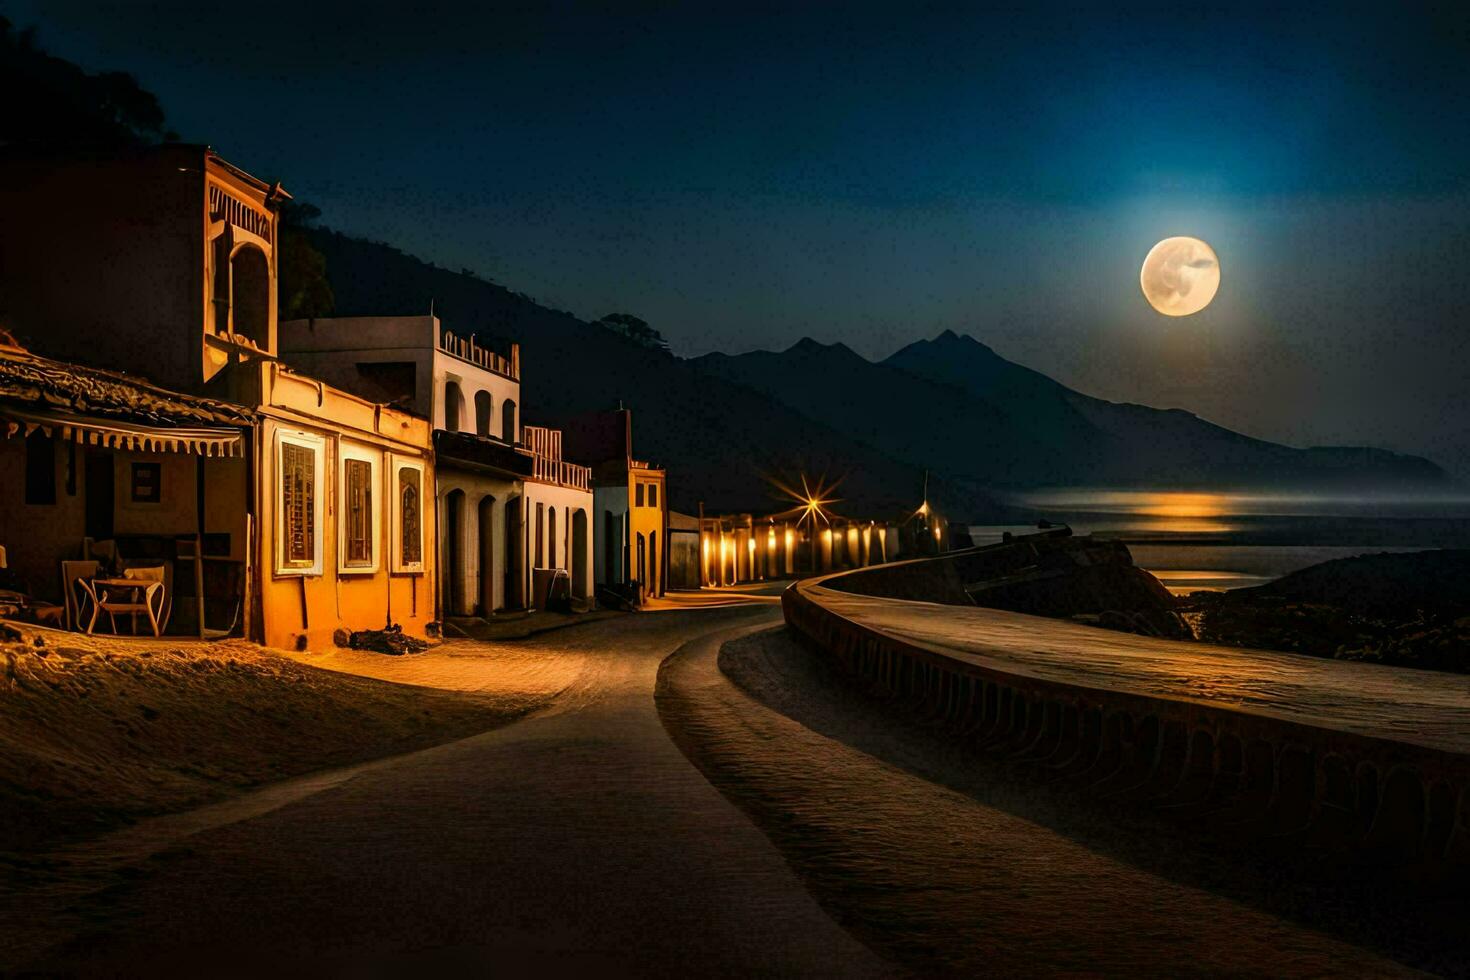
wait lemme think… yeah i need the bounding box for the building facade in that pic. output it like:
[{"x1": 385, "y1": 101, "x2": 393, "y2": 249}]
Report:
[
  {"x1": 280, "y1": 314, "x2": 592, "y2": 615},
  {"x1": 561, "y1": 409, "x2": 669, "y2": 601},
  {"x1": 0, "y1": 146, "x2": 438, "y2": 650},
  {"x1": 279, "y1": 315, "x2": 530, "y2": 617},
  {"x1": 520, "y1": 425, "x2": 595, "y2": 609}
]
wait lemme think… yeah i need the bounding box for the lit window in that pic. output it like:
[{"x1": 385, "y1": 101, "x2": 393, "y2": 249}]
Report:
[
  {"x1": 277, "y1": 430, "x2": 325, "y2": 575},
  {"x1": 339, "y1": 443, "x2": 381, "y2": 573},
  {"x1": 395, "y1": 462, "x2": 424, "y2": 570}
]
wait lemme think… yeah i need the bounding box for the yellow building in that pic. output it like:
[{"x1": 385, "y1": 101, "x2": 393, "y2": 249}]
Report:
[
  {"x1": 0, "y1": 145, "x2": 437, "y2": 650},
  {"x1": 561, "y1": 408, "x2": 667, "y2": 602}
]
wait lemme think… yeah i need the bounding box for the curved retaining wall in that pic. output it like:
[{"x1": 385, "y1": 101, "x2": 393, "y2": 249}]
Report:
[{"x1": 782, "y1": 552, "x2": 1470, "y2": 872}]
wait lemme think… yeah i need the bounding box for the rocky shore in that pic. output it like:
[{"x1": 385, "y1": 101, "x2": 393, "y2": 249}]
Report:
[{"x1": 1178, "y1": 550, "x2": 1470, "y2": 673}]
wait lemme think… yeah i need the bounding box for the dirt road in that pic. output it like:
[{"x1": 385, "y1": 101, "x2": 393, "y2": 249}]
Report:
[{"x1": 7, "y1": 603, "x2": 886, "y2": 976}]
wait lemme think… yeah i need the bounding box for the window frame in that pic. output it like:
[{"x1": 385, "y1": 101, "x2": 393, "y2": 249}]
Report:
[
  {"x1": 389, "y1": 454, "x2": 427, "y2": 574},
  {"x1": 337, "y1": 440, "x2": 382, "y2": 574},
  {"x1": 275, "y1": 428, "x2": 326, "y2": 577}
]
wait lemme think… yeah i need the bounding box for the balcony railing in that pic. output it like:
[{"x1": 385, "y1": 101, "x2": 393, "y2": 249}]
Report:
[
  {"x1": 522, "y1": 423, "x2": 590, "y2": 491},
  {"x1": 438, "y1": 328, "x2": 520, "y2": 380},
  {"x1": 529, "y1": 453, "x2": 591, "y2": 491}
]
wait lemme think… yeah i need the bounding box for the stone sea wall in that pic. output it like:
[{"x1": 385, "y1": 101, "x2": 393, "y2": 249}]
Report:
[{"x1": 784, "y1": 541, "x2": 1470, "y2": 874}]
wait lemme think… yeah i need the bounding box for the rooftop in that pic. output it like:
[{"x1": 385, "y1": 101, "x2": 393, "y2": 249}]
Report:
[{"x1": 0, "y1": 335, "x2": 253, "y2": 429}]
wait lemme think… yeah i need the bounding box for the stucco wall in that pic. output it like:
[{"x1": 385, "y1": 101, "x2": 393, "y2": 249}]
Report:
[
  {"x1": 437, "y1": 470, "x2": 520, "y2": 616},
  {"x1": 521, "y1": 480, "x2": 595, "y2": 603},
  {"x1": 254, "y1": 366, "x2": 436, "y2": 651}
]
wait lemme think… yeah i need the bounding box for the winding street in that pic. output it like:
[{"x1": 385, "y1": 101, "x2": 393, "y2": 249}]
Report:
[{"x1": 5, "y1": 594, "x2": 1435, "y2": 974}]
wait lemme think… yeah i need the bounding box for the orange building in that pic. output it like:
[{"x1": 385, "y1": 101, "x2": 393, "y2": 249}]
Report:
[{"x1": 0, "y1": 145, "x2": 437, "y2": 650}]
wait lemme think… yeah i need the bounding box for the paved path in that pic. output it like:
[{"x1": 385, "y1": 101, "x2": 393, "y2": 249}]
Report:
[
  {"x1": 809, "y1": 582, "x2": 1470, "y2": 753},
  {"x1": 660, "y1": 624, "x2": 1441, "y2": 975},
  {"x1": 11, "y1": 603, "x2": 889, "y2": 976}
]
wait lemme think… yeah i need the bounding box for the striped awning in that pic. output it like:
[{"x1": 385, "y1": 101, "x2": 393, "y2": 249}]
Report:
[{"x1": 0, "y1": 407, "x2": 246, "y2": 458}]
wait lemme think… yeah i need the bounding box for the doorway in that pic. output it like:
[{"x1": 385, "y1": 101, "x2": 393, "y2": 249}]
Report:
[
  {"x1": 503, "y1": 495, "x2": 522, "y2": 609},
  {"x1": 444, "y1": 489, "x2": 465, "y2": 617},
  {"x1": 477, "y1": 494, "x2": 495, "y2": 615}
]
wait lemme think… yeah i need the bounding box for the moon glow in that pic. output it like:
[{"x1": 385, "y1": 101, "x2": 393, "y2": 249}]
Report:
[{"x1": 1140, "y1": 236, "x2": 1221, "y2": 316}]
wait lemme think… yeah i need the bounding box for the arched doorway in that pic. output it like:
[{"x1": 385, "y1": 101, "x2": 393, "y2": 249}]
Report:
[
  {"x1": 501, "y1": 399, "x2": 518, "y2": 444},
  {"x1": 503, "y1": 496, "x2": 522, "y2": 609},
  {"x1": 477, "y1": 495, "x2": 495, "y2": 615},
  {"x1": 474, "y1": 391, "x2": 492, "y2": 436},
  {"x1": 230, "y1": 245, "x2": 270, "y2": 348},
  {"x1": 572, "y1": 509, "x2": 589, "y2": 599},
  {"x1": 548, "y1": 506, "x2": 558, "y2": 568},
  {"x1": 443, "y1": 489, "x2": 465, "y2": 617}
]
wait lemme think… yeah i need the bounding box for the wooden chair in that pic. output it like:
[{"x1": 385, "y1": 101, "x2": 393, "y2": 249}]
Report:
[
  {"x1": 60, "y1": 559, "x2": 100, "y2": 632},
  {"x1": 97, "y1": 566, "x2": 166, "y2": 637},
  {"x1": 121, "y1": 558, "x2": 173, "y2": 634}
]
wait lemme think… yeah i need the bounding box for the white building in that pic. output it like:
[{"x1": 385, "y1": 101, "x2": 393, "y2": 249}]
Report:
[{"x1": 280, "y1": 314, "x2": 594, "y2": 615}]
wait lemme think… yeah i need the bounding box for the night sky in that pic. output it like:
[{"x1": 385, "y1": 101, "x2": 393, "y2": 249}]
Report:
[{"x1": 12, "y1": 3, "x2": 1470, "y2": 476}]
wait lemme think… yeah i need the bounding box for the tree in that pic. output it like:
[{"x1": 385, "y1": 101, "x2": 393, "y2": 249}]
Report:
[
  {"x1": 278, "y1": 202, "x2": 335, "y2": 320},
  {"x1": 0, "y1": 17, "x2": 175, "y2": 146},
  {"x1": 597, "y1": 313, "x2": 670, "y2": 353}
]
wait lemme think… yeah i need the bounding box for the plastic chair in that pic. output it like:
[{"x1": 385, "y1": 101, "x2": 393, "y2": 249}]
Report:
[
  {"x1": 60, "y1": 559, "x2": 100, "y2": 632},
  {"x1": 97, "y1": 566, "x2": 165, "y2": 637}
]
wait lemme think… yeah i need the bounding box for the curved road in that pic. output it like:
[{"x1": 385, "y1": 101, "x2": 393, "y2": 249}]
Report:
[
  {"x1": 11, "y1": 602, "x2": 885, "y2": 976},
  {"x1": 5, "y1": 595, "x2": 1441, "y2": 974}
]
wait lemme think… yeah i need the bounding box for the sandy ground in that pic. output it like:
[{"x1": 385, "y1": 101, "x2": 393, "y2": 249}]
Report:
[
  {"x1": 0, "y1": 624, "x2": 541, "y2": 856},
  {"x1": 1, "y1": 603, "x2": 890, "y2": 976},
  {"x1": 658, "y1": 625, "x2": 1465, "y2": 976}
]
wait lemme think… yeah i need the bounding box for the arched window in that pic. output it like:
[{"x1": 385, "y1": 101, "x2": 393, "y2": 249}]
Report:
[
  {"x1": 230, "y1": 245, "x2": 270, "y2": 348},
  {"x1": 501, "y1": 398, "x2": 518, "y2": 443},
  {"x1": 474, "y1": 390, "x2": 492, "y2": 436},
  {"x1": 444, "y1": 380, "x2": 464, "y2": 432}
]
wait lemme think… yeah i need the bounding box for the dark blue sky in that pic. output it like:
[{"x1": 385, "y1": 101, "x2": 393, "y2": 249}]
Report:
[{"x1": 11, "y1": 2, "x2": 1470, "y2": 474}]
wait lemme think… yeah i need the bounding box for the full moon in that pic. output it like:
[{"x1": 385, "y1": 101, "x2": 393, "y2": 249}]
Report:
[{"x1": 1140, "y1": 236, "x2": 1221, "y2": 316}]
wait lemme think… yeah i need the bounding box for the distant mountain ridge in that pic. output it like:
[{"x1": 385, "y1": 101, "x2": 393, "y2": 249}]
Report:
[
  {"x1": 697, "y1": 329, "x2": 1445, "y2": 491},
  {"x1": 303, "y1": 227, "x2": 993, "y2": 517},
  {"x1": 305, "y1": 227, "x2": 1446, "y2": 518}
]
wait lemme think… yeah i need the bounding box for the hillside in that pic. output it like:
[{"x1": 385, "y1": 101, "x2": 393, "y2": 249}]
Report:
[
  {"x1": 695, "y1": 337, "x2": 1100, "y2": 486},
  {"x1": 304, "y1": 229, "x2": 1444, "y2": 507},
  {"x1": 304, "y1": 228, "x2": 992, "y2": 517},
  {"x1": 883, "y1": 331, "x2": 1448, "y2": 489}
]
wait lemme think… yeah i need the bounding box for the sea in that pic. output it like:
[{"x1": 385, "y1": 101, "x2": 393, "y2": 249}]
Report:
[{"x1": 970, "y1": 490, "x2": 1470, "y2": 595}]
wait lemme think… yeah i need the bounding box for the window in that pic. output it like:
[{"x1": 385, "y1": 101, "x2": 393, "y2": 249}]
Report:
[
  {"x1": 501, "y1": 398, "x2": 517, "y2": 443},
  {"x1": 339, "y1": 442, "x2": 381, "y2": 573},
  {"x1": 635, "y1": 483, "x2": 645, "y2": 507},
  {"x1": 276, "y1": 430, "x2": 325, "y2": 575},
  {"x1": 444, "y1": 380, "x2": 464, "y2": 432},
  {"x1": 649, "y1": 484, "x2": 658, "y2": 508},
  {"x1": 130, "y1": 462, "x2": 162, "y2": 503},
  {"x1": 392, "y1": 459, "x2": 425, "y2": 572},
  {"x1": 474, "y1": 390, "x2": 492, "y2": 436},
  {"x1": 25, "y1": 434, "x2": 55, "y2": 505}
]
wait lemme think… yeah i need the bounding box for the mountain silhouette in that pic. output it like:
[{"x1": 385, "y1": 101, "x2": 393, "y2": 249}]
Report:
[{"x1": 305, "y1": 229, "x2": 1445, "y2": 517}]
